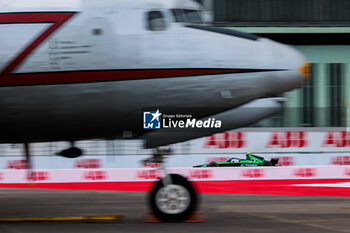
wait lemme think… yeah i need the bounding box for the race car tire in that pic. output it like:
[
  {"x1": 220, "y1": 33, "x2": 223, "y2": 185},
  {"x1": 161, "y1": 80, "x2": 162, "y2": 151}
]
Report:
[
  {"x1": 262, "y1": 161, "x2": 273, "y2": 166},
  {"x1": 208, "y1": 162, "x2": 218, "y2": 167},
  {"x1": 149, "y1": 174, "x2": 198, "y2": 222}
]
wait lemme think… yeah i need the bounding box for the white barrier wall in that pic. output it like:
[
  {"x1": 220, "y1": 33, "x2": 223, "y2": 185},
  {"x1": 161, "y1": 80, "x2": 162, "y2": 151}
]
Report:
[
  {"x1": 1, "y1": 153, "x2": 350, "y2": 170},
  {"x1": 1, "y1": 166, "x2": 350, "y2": 183},
  {"x1": 0, "y1": 128, "x2": 349, "y2": 169}
]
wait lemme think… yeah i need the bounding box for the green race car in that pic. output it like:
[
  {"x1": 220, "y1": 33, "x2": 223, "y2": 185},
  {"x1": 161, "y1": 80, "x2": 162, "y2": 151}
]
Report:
[{"x1": 194, "y1": 152, "x2": 279, "y2": 168}]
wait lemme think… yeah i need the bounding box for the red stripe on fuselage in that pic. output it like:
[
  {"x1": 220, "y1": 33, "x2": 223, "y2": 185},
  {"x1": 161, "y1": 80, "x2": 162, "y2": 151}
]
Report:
[
  {"x1": 0, "y1": 12, "x2": 76, "y2": 86},
  {"x1": 4, "y1": 69, "x2": 251, "y2": 86}
]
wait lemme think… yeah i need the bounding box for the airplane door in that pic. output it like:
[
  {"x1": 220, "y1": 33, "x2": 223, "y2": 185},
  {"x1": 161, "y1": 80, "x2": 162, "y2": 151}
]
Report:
[
  {"x1": 140, "y1": 10, "x2": 182, "y2": 67},
  {"x1": 83, "y1": 17, "x2": 117, "y2": 69},
  {"x1": 140, "y1": 10, "x2": 204, "y2": 68}
]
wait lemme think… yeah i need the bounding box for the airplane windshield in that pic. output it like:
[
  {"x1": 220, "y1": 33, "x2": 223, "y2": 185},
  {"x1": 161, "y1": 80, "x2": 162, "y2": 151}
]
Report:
[
  {"x1": 184, "y1": 9, "x2": 202, "y2": 23},
  {"x1": 171, "y1": 9, "x2": 203, "y2": 23}
]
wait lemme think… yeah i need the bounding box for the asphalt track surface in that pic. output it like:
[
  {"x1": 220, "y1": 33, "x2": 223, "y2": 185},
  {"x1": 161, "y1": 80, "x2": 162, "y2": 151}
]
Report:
[{"x1": 0, "y1": 189, "x2": 350, "y2": 233}]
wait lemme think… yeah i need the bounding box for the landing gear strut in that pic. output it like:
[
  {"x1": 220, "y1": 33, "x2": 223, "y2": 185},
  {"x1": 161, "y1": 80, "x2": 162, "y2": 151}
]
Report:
[
  {"x1": 24, "y1": 143, "x2": 34, "y2": 181},
  {"x1": 145, "y1": 149, "x2": 199, "y2": 222},
  {"x1": 24, "y1": 143, "x2": 31, "y2": 170}
]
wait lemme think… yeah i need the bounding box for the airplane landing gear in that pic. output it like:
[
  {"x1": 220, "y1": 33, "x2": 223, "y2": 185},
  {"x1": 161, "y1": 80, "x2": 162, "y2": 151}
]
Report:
[
  {"x1": 149, "y1": 174, "x2": 198, "y2": 222},
  {"x1": 24, "y1": 143, "x2": 32, "y2": 169},
  {"x1": 145, "y1": 149, "x2": 199, "y2": 222}
]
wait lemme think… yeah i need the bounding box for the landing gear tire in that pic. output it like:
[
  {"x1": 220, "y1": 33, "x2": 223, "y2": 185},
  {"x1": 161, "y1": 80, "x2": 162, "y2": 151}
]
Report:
[{"x1": 149, "y1": 174, "x2": 198, "y2": 222}]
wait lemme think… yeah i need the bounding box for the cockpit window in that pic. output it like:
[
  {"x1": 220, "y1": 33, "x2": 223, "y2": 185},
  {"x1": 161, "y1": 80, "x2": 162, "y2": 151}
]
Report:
[
  {"x1": 147, "y1": 11, "x2": 167, "y2": 31},
  {"x1": 171, "y1": 9, "x2": 186, "y2": 22},
  {"x1": 184, "y1": 9, "x2": 202, "y2": 23},
  {"x1": 171, "y1": 8, "x2": 203, "y2": 23}
]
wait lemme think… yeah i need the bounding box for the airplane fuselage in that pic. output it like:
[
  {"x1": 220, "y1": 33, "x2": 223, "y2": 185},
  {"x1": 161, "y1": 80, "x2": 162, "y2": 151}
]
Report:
[{"x1": 0, "y1": 1, "x2": 306, "y2": 144}]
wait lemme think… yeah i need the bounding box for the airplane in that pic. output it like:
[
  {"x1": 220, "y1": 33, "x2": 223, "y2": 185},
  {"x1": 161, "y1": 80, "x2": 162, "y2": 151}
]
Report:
[{"x1": 0, "y1": 0, "x2": 310, "y2": 222}]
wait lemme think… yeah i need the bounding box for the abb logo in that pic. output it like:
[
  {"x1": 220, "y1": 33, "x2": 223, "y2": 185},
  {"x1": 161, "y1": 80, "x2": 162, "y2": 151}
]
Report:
[
  {"x1": 240, "y1": 169, "x2": 265, "y2": 178},
  {"x1": 266, "y1": 132, "x2": 308, "y2": 148},
  {"x1": 344, "y1": 169, "x2": 350, "y2": 176},
  {"x1": 293, "y1": 168, "x2": 316, "y2": 177},
  {"x1": 74, "y1": 159, "x2": 101, "y2": 169},
  {"x1": 189, "y1": 170, "x2": 213, "y2": 179},
  {"x1": 276, "y1": 157, "x2": 294, "y2": 166},
  {"x1": 6, "y1": 160, "x2": 28, "y2": 169},
  {"x1": 331, "y1": 156, "x2": 350, "y2": 165},
  {"x1": 323, "y1": 132, "x2": 350, "y2": 147},
  {"x1": 136, "y1": 170, "x2": 161, "y2": 180},
  {"x1": 83, "y1": 171, "x2": 107, "y2": 180},
  {"x1": 27, "y1": 172, "x2": 49, "y2": 181},
  {"x1": 204, "y1": 132, "x2": 246, "y2": 149},
  {"x1": 206, "y1": 157, "x2": 229, "y2": 163}
]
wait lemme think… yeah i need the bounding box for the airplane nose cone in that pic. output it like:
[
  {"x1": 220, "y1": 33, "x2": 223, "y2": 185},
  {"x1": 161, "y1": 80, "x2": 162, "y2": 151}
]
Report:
[
  {"x1": 259, "y1": 38, "x2": 309, "y2": 93},
  {"x1": 260, "y1": 38, "x2": 306, "y2": 68}
]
